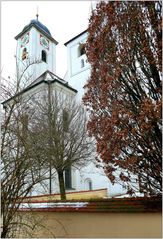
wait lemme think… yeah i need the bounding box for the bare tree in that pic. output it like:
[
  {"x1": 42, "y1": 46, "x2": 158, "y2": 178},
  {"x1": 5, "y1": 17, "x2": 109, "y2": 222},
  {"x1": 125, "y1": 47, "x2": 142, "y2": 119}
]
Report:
[
  {"x1": 1, "y1": 61, "x2": 49, "y2": 238},
  {"x1": 1, "y1": 57, "x2": 95, "y2": 237},
  {"x1": 30, "y1": 83, "x2": 95, "y2": 200}
]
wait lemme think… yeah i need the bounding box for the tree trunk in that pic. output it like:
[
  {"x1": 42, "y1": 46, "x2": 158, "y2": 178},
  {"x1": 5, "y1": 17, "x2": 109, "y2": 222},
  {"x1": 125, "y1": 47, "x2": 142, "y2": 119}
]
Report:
[
  {"x1": 1, "y1": 226, "x2": 8, "y2": 238},
  {"x1": 58, "y1": 171, "x2": 66, "y2": 200}
]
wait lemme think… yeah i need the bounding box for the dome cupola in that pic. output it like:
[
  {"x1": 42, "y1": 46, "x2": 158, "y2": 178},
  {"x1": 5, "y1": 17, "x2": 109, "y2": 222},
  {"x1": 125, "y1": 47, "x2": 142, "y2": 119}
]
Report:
[
  {"x1": 15, "y1": 18, "x2": 58, "y2": 44},
  {"x1": 23, "y1": 19, "x2": 51, "y2": 36}
]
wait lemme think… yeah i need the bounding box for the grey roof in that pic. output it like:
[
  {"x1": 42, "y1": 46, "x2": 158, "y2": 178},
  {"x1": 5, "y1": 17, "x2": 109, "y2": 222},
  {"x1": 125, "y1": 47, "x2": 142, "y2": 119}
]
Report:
[
  {"x1": 64, "y1": 30, "x2": 87, "y2": 46},
  {"x1": 28, "y1": 70, "x2": 77, "y2": 93},
  {"x1": 15, "y1": 19, "x2": 58, "y2": 45},
  {"x1": 2, "y1": 70, "x2": 77, "y2": 105},
  {"x1": 23, "y1": 19, "x2": 51, "y2": 36}
]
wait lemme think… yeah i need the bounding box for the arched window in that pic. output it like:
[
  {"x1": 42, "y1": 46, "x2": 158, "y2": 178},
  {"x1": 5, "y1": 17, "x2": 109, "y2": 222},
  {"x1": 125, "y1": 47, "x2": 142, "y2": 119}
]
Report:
[
  {"x1": 88, "y1": 181, "x2": 92, "y2": 190},
  {"x1": 78, "y1": 43, "x2": 85, "y2": 57},
  {"x1": 42, "y1": 50, "x2": 47, "y2": 63},
  {"x1": 22, "y1": 47, "x2": 28, "y2": 60}
]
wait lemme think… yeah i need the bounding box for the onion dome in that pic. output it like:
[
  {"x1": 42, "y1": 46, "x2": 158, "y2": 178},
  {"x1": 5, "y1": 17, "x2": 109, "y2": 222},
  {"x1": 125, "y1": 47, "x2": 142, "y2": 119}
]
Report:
[
  {"x1": 15, "y1": 18, "x2": 58, "y2": 44},
  {"x1": 23, "y1": 19, "x2": 51, "y2": 36}
]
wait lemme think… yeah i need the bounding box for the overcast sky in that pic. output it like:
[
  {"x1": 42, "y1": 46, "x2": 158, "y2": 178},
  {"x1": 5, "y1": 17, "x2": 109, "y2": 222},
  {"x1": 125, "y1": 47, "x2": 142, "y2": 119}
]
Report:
[{"x1": 1, "y1": 1, "x2": 97, "y2": 80}]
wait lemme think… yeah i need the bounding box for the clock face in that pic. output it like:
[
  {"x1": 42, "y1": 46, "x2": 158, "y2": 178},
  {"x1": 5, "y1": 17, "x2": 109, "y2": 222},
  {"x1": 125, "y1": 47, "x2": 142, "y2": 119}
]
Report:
[
  {"x1": 40, "y1": 35, "x2": 49, "y2": 50},
  {"x1": 21, "y1": 32, "x2": 29, "y2": 47}
]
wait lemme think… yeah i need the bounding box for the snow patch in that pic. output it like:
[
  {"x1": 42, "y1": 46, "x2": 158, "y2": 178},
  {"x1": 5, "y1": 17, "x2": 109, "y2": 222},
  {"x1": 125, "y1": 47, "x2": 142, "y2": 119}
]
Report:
[{"x1": 18, "y1": 202, "x2": 89, "y2": 209}]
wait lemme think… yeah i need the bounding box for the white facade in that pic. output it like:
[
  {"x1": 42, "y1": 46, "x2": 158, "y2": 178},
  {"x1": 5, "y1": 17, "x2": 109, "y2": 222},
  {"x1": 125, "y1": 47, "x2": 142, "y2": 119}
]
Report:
[
  {"x1": 13, "y1": 19, "x2": 127, "y2": 198},
  {"x1": 64, "y1": 31, "x2": 90, "y2": 100}
]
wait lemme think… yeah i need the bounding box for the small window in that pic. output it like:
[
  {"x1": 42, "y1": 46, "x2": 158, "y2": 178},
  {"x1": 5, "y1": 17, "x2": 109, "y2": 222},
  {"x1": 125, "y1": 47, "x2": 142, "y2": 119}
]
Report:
[
  {"x1": 65, "y1": 167, "x2": 72, "y2": 189},
  {"x1": 81, "y1": 59, "x2": 85, "y2": 68},
  {"x1": 78, "y1": 43, "x2": 85, "y2": 57},
  {"x1": 22, "y1": 47, "x2": 28, "y2": 60},
  {"x1": 42, "y1": 50, "x2": 47, "y2": 63}
]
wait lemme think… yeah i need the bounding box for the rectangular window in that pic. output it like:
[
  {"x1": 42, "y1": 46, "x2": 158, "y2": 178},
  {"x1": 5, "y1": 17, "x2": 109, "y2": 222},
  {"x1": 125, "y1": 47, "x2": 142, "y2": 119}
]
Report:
[{"x1": 65, "y1": 167, "x2": 72, "y2": 189}]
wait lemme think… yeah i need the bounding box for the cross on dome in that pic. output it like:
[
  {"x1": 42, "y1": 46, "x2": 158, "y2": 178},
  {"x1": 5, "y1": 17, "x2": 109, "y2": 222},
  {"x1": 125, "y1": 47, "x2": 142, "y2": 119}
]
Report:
[{"x1": 36, "y1": 6, "x2": 39, "y2": 21}]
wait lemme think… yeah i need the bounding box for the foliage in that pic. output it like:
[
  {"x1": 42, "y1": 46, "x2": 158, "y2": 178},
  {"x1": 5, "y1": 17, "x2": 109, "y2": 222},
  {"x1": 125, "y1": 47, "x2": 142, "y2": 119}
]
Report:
[{"x1": 83, "y1": 1, "x2": 162, "y2": 195}]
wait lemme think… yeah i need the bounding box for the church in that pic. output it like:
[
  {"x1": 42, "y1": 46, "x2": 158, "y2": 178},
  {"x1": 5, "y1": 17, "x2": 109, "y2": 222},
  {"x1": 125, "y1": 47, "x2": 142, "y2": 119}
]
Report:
[{"x1": 4, "y1": 16, "x2": 126, "y2": 198}]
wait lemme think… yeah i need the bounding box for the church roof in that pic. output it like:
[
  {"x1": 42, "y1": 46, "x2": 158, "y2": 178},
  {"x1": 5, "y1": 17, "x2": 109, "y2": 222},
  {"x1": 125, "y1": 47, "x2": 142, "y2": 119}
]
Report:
[
  {"x1": 64, "y1": 29, "x2": 87, "y2": 46},
  {"x1": 24, "y1": 19, "x2": 51, "y2": 36},
  {"x1": 28, "y1": 70, "x2": 77, "y2": 93},
  {"x1": 2, "y1": 70, "x2": 77, "y2": 105},
  {"x1": 15, "y1": 19, "x2": 58, "y2": 44}
]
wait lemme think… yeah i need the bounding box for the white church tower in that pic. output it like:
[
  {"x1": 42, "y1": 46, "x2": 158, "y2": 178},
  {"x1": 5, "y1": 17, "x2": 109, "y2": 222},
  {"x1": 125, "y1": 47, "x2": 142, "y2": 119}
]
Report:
[
  {"x1": 15, "y1": 15, "x2": 58, "y2": 87},
  {"x1": 64, "y1": 30, "x2": 90, "y2": 100}
]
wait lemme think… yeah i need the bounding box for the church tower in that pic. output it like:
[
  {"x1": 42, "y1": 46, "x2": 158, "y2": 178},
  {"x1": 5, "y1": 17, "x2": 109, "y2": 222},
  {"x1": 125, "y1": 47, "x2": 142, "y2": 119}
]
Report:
[
  {"x1": 15, "y1": 16, "x2": 58, "y2": 87},
  {"x1": 64, "y1": 30, "x2": 90, "y2": 100}
]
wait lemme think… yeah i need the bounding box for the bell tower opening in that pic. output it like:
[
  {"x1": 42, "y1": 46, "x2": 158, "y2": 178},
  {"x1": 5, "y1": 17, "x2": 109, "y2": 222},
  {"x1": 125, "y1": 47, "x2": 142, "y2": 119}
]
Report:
[
  {"x1": 78, "y1": 43, "x2": 85, "y2": 57},
  {"x1": 41, "y1": 50, "x2": 47, "y2": 63},
  {"x1": 22, "y1": 47, "x2": 28, "y2": 60}
]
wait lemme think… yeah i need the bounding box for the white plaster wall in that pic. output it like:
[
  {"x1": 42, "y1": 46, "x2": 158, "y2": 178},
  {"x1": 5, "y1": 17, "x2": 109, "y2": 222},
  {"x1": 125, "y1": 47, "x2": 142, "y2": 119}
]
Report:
[
  {"x1": 68, "y1": 69, "x2": 90, "y2": 101},
  {"x1": 73, "y1": 163, "x2": 126, "y2": 197}
]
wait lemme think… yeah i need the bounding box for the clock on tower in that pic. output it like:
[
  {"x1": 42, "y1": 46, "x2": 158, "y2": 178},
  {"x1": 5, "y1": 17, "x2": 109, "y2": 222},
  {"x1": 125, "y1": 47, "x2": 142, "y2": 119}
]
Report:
[
  {"x1": 40, "y1": 34, "x2": 49, "y2": 50},
  {"x1": 21, "y1": 32, "x2": 29, "y2": 47}
]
